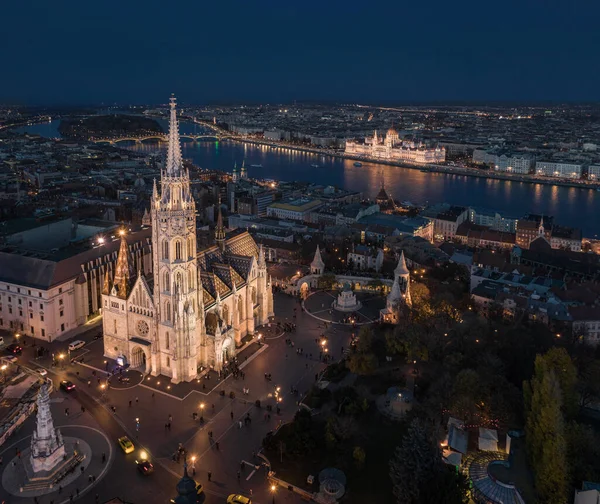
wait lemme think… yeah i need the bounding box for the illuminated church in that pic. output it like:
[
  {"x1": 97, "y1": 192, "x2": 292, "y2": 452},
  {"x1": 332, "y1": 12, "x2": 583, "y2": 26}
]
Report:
[
  {"x1": 345, "y1": 128, "x2": 445, "y2": 164},
  {"x1": 101, "y1": 96, "x2": 273, "y2": 382}
]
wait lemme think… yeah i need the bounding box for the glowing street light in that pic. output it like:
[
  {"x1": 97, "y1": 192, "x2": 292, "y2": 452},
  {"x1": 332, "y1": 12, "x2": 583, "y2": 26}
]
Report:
[{"x1": 270, "y1": 484, "x2": 277, "y2": 504}]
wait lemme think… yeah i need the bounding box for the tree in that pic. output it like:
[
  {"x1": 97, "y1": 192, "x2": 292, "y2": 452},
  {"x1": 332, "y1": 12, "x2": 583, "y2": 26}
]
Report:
[
  {"x1": 525, "y1": 360, "x2": 569, "y2": 504},
  {"x1": 390, "y1": 419, "x2": 439, "y2": 504},
  {"x1": 353, "y1": 446, "x2": 366, "y2": 470},
  {"x1": 541, "y1": 348, "x2": 578, "y2": 420},
  {"x1": 317, "y1": 273, "x2": 336, "y2": 290},
  {"x1": 347, "y1": 352, "x2": 377, "y2": 375},
  {"x1": 389, "y1": 419, "x2": 468, "y2": 504}
]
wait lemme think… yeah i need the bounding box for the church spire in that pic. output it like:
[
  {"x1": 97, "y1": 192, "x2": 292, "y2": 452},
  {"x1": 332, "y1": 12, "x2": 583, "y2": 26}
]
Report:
[
  {"x1": 215, "y1": 200, "x2": 226, "y2": 251},
  {"x1": 113, "y1": 230, "x2": 135, "y2": 299},
  {"x1": 102, "y1": 269, "x2": 111, "y2": 295},
  {"x1": 258, "y1": 244, "x2": 266, "y2": 268},
  {"x1": 394, "y1": 251, "x2": 409, "y2": 279},
  {"x1": 539, "y1": 216, "x2": 545, "y2": 236},
  {"x1": 165, "y1": 94, "x2": 184, "y2": 177}
]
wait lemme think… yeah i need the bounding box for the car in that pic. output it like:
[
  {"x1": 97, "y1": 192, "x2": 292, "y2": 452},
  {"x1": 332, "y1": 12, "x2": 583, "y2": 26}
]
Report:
[
  {"x1": 196, "y1": 483, "x2": 204, "y2": 495},
  {"x1": 227, "y1": 495, "x2": 252, "y2": 504},
  {"x1": 59, "y1": 380, "x2": 76, "y2": 392},
  {"x1": 6, "y1": 344, "x2": 22, "y2": 355},
  {"x1": 135, "y1": 459, "x2": 154, "y2": 475},
  {"x1": 3, "y1": 355, "x2": 17, "y2": 364},
  {"x1": 68, "y1": 340, "x2": 85, "y2": 352},
  {"x1": 38, "y1": 369, "x2": 48, "y2": 377},
  {"x1": 118, "y1": 436, "x2": 135, "y2": 454}
]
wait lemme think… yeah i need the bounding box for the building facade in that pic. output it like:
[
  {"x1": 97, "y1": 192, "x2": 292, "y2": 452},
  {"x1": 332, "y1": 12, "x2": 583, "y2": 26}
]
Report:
[
  {"x1": 101, "y1": 97, "x2": 273, "y2": 382},
  {"x1": 535, "y1": 161, "x2": 584, "y2": 179},
  {"x1": 345, "y1": 129, "x2": 445, "y2": 164}
]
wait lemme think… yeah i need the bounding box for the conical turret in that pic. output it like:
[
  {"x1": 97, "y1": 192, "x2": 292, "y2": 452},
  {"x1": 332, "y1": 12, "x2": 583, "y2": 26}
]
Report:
[
  {"x1": 311, "y1": 244, "x2": 325, "y2": 275},
  {"x1": 394, "y1": 251, "x2": 410, "y2": 279},
  {"x1": 113, "y1": 230, "x2": 135, "y2": 299},
  {"x1": 102, "y1": 269, "x2": 112, "y2": 295},
  {"x1": 258, "y1": 244, "x2": 266, "y2": 268},
  {"x1": 215, "y1": 201, "x2": 226, "y2": 251}
]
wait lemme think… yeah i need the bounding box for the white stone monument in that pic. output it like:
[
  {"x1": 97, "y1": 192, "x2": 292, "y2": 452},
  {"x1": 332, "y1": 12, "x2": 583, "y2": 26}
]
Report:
[
  {"x1": 30, "y1": 383, "x2": 66, "y2": 473},
  {"x1": 332, "y1": 283, "x2": 362, "y2": 312}
]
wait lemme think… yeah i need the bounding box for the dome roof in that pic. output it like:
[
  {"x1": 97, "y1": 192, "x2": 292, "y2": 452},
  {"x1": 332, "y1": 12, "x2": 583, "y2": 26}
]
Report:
[{"x1": 387, "y1": 127, "x2": 397, "y2": 136}]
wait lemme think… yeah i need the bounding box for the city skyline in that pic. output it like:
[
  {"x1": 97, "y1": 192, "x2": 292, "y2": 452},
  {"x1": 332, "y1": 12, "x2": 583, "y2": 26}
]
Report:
[{"x1": 2, "y1": 0, "x2": 599, "y2": 105}]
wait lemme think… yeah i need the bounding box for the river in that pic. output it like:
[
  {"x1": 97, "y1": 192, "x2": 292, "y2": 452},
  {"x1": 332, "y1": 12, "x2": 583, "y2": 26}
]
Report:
[{"x1": 14, "y1": 118, "x2": 600, "y2": 237}]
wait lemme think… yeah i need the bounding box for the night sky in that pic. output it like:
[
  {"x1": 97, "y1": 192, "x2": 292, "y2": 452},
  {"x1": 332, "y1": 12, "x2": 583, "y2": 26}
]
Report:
[{"x1": 2, "y1": 0, "x2": 598, "y2": 105}]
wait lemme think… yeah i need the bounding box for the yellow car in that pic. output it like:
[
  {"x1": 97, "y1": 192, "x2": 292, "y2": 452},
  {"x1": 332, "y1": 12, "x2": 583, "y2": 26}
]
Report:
[
  {"x1": 118, "y1": 436, "x2": 134, "y2": 454},
  {"x1": 227, "y1": 495, "x2": 251, "y2": 504}
]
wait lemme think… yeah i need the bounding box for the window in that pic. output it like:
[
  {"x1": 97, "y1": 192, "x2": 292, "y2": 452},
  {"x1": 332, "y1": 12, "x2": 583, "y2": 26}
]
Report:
[
  {"x1": 29, "y1": 313, "x2": 33, "y2": 319},
  {"x1": 163, "y1": 272, "x2": 170, "y2": 292},
  {"x1": 41, "y1": 329, "x2": 45, "y2": 337},
  {"x1": 166, "y1": 332, "x2": 170, "y2": 350},
  {"x1": 20, "y1": 323, "x2": 23, "y2": 331},
  {"x1": 40, "y1": 303, "x2": 43, "y2": 310},
  {"x1": 7, "y1": 286, "x2": 9, "y2": 291},
  {"x1": 18, "y1": 299, "x2": 21, "y2": 305},
  {"x1": 187, "y1": 238, "x2": 194, "y2": 258},
  {"x1": 60, "y1": 310, "x2": 64, "y2": 317},
  {"x1": 113, "y1": 319, "x2": 117, "y2": 334},
  {"x1": 162, "y1": 240, "x2": 169, "y2": 260},
  {"x1": 59, "y1": 299, "x2": 63, "y2": 306},
  {"x1": 61, "y1": 323, "x2": 65, "y2": 332},
  {"x1": 7, "y1": 297, "x2": 11, "y2": 302},
  {"x1": 8, "y1": 307, "x2": 12, "y2": 314},
  {"x1": 175, "y1": 241, "x2": 182, "y2": 260},
  {"x1": 0, "y1": 319, "x2": 2, "y2": 326},
  {"x1": 31, "y1": 327, "x2": 34, "y2": 335},
  {"x1": 28, "y1": 290, "x2": 31, "y2": 295},
  {"x1": 165, "y1": 302, "x2": 171, "y2": 322},
  {"x1": 9, "y1": 321, "x2": 13, "y2": 329},
  {"x1": 17, "y1": 288, "x2": 20, "y2": 293},
  {"x1": 39, "y1": 293, "x2": 42, "y2": 298},
  {"x1": 41, "y1": 315, "x2": 44, "y2": 322},
  {"x1": 29, "y1": 301, "x2": 32, "y2": 307},
  {"x1": 19, "y1": 310, "x2": 23, "y2": 317},
  {"x1": 166, "y1": 356, "x2": 170, "y2": 367},
  {"x1": 59, "y1": 288, "x2": 63, "y2": 294}
]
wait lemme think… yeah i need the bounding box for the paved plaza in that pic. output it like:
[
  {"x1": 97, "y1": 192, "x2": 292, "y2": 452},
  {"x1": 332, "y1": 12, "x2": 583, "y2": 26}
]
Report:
[
  {"x1": 303, "y1": 290, "x2": 386, "y2": 325},
  {"x1": 0, "y1": 290, "x2": 354, "y2": 503}
]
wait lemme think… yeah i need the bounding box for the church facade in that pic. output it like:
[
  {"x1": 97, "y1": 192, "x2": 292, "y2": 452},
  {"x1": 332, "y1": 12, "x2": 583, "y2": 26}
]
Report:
[{"x1": 101, "y1": 96, "x2": 273, "y2": 383}]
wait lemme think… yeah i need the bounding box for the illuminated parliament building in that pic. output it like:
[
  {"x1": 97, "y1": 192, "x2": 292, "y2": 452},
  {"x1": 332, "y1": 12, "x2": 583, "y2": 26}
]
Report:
[{"x1": 345, "y1": 128, "x2": 446, "y2": 164}]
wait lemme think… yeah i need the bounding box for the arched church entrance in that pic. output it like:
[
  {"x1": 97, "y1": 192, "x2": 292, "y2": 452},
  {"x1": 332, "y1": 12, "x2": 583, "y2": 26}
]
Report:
[
  {"x1": 222, "y1": 337, "x2": 232, "y2": 365},
  {"x1": 131, "y1": 346, "x2": 147, "y2": 371}
]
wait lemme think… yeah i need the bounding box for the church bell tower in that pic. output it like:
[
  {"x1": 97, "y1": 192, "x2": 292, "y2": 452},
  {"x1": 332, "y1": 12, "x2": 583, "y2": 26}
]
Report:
[{"x1": 151, "y1": 95, "x2": 199, "y2": 383}]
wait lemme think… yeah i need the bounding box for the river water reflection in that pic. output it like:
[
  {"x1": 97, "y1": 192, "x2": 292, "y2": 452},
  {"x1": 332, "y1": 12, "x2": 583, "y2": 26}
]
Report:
[{"x1": 14, "y1": 119, "x2": 600, "y2": 237}]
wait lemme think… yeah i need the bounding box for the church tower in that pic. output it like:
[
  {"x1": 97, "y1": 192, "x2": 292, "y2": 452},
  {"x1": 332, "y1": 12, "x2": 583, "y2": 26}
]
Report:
[{"x1": 151, "y1": 95, "x2": 199, "y2": 383}]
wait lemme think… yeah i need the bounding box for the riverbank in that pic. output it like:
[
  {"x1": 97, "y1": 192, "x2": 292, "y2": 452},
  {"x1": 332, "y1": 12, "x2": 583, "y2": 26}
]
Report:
[{"x1": 191, "y1": 120, "x2": 600, "y2": 191}]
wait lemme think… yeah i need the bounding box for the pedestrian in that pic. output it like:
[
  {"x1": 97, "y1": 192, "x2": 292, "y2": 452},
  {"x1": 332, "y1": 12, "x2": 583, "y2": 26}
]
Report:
[
  {"x1": 241, "y1": 461, "x2": 245, "y2": 471},
  {"x1": 207, "y1": 471, "x2": 212, "y2": 482},
  {"x1": 237, "y1": 471, "x2": 241, "y2": 481},
  {"x1": 96, "y1": 494, "x2": 100, "y2": 503},
  {"x1": 81, "y1": 405, "x2": 85, "y2": 413},
  {"x1": 192, "y1": 466, "x2": 196, "y2": 475},
  {"x1": 216, "y1": 442, "x2": 220, "y2": 450},
  {"x1": 89, "y1": 474, "x2": 93, "y2": 482},
  {"x1": 76, "y1": 488, "x2": 80, "y2": 497},
  {"x1": 129, "y1": 400, "x2": 132, "y2": 407},
  {"x1": 88, "y1": 380, "x2": 91, "y2": 387},
  {"x1": 152, "y1": 392, "x2": 155, "y2": 398},
  {"x1": 168, "y1": 414, "x2": 173, "y2": 422},
  {"x1": 238, "y1": 421, "x2": 242, "y2": 429},
  {"x1": 80, "y1": 466, "x2": 84, "y2": 474},
  {"x1": 101, "y1": 452, "x2": 106, "y2": 463},
  {"x1": 230, "y1": 411, "x2": 234, "y2": 420},
  {"x1": 58, "y1": 485, "x2": 62, "y2": 494},
  {"x1": 250, "y1": 489, "x2": 253, "y2": 496},
  {"x1": 135, "y1": 396, "x2": 139, "y2": 403}
]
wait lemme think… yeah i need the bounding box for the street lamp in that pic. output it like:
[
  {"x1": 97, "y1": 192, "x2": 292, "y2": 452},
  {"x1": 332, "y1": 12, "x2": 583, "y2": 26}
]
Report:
[{"x1": 270, "y1": 484, "x2": 276, "y2": 504}]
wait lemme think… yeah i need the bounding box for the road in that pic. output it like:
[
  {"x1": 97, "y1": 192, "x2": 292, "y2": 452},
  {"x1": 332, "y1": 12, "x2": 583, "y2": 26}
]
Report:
[{"x1": 0, "y1": 291, "x2": 356, "y2": 503}]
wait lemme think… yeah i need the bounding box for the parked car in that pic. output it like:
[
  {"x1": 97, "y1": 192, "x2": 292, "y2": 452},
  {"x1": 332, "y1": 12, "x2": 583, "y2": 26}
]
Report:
[{"x1": 59, "y1": 380, "x2": 76, "y2": 392}]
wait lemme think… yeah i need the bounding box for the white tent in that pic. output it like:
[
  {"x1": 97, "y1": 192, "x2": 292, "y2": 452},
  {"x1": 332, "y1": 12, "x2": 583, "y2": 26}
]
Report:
[{"x1": 478, "y1": 427, "x2": 499, "y2": 452}]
